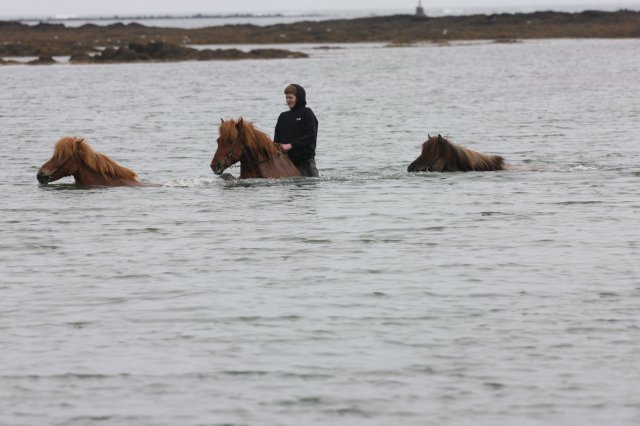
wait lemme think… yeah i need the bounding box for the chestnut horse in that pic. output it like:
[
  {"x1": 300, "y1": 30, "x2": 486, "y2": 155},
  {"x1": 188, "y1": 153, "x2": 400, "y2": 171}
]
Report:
[
  {"x1": 210, "y1": 118, "x2": 301, "y2": 179},
  {"x1": 408, "y1": 134, "x2": 507, "y2": 172},
  {"x1": 37, "y1": 136, "x2": 148, "y2": 186}
]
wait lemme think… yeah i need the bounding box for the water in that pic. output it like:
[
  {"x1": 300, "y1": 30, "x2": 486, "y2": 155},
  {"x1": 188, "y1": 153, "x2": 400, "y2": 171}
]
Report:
[
  {"x1": 13, "y1": 10, "x2": 407, "y2": 28},
  {"x1": 1, "y1": 39, "x2": 640, "y2": 425}
]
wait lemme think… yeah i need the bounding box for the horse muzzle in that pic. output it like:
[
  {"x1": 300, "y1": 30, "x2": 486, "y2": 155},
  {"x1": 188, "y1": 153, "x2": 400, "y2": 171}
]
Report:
[
  {"x1": 211, "y1": 162, "x2": 227, "y2": 175},
  {"x1": 407, "y1": 159, "x2": 427, "y2": 172},
  {"x1": 36, "y1": 171, "x2": 52, "y2": 184}
]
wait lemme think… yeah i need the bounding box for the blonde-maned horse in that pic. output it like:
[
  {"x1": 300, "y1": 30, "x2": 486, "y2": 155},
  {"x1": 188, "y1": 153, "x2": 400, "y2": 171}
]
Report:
[
  {"x1": 37, "y1": 137, "x2": 151, "y2": 186},
  {"x1": 408, "y1": 134, "x2": 507, "y2": 172},
  {"x1": 210, "y1": 118, "x2": 301, "y2": 179}
]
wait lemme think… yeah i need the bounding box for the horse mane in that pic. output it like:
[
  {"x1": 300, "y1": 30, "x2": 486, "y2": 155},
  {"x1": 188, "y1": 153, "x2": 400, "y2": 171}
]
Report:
[
  {"x1": 422, "y1": 135, "x2": 505, "y2": 171},
  {"x1": 53, "y1": 137, "x2": 138, "y2": 181},
  {"x1": 220, "y1": 118, "x2": 281, "y2": 162}
]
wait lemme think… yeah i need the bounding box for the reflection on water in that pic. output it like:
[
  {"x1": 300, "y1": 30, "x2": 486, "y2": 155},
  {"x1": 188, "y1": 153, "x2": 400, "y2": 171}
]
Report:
[{"x1": 1, "y1": 39, "x2": 640, "y2": 426}]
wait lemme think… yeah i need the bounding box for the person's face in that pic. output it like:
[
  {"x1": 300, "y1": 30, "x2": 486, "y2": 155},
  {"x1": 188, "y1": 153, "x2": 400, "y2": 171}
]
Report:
[{"x1": 285, "y1": 93, "x2": 297, "y2": 109}]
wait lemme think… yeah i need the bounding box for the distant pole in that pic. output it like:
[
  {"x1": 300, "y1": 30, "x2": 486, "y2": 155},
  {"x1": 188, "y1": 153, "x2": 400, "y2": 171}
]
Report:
[{"x1": 416, "y1": 0, "x2": 426, "y2": 17}]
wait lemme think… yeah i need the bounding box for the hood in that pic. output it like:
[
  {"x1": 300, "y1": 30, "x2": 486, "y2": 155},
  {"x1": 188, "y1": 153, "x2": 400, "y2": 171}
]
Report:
[{"x1": 292, "y1": 84, "x2": 307, "y2": 109}]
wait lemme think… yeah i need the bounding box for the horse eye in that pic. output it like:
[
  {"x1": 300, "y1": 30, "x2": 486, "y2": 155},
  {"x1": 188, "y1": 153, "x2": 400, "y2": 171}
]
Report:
[{"x1": 228, "y1": 139, "x2": 234, "y2": 145}]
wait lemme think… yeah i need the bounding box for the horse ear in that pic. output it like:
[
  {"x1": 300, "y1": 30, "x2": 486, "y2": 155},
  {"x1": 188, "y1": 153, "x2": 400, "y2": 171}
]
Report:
[
  {"x1": 428, "y1": 134, "x2": 431, "y2": 139},
  {"x1": 236, "y1": 117, "x2": 244, "y2": 129},
  {"x1": 73, "y1": 137, "x2": 86, "y2": 156},
  {"x1": 220, "y1": 117, "x2": 224, "y2": 123},
  {"x1": 437, "y1": 134, "x2": 444, "y2": 142}
]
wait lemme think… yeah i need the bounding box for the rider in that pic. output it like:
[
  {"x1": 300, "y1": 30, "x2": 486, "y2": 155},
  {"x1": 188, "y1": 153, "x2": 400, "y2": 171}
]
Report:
[{"x1": 274, "y1": 84, "x2": 319, "y2": 177}]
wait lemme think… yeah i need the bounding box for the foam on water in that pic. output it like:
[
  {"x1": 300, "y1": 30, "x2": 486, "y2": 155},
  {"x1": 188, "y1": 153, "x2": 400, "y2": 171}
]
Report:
[{"x1": 163, "y1": 176, "x2": 219, "y2": 187}]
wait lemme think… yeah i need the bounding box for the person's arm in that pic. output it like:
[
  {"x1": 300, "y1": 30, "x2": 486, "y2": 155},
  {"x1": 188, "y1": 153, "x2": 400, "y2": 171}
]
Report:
[
  {"x1": 274, "y1": 118, "x2": 281, "y2": 143},
  {"x1": 274, "y1": 116, "x2": 292, "y2": 151}
]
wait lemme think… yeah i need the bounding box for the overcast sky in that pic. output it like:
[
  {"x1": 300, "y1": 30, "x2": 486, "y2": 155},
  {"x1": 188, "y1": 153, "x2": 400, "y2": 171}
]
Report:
[{"x1": 4, "y1": 1, "x2": 640, "y2": 17}]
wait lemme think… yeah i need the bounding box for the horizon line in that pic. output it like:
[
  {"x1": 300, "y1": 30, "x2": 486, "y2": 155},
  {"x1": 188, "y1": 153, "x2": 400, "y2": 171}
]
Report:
[{"x1": 3, "y1": 4, "x2": 639, "y2": 22}]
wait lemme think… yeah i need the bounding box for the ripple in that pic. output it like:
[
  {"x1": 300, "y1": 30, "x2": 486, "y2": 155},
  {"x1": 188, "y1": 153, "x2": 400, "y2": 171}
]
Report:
[
  {"x1": 163, "y1": 176, "x2": 218, "y2": 187},
  {"x1": 3, "y1": 38, "x2": 640, "y2": 426}
]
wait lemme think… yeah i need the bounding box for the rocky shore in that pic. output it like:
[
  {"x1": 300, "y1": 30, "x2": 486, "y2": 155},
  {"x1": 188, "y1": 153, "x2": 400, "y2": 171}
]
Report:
[
  {"x1": 1, "y1": 9, "x2": 639, "y2": 64},
  {"x1": 67, "y1": 42, "x2": 307, "y2": 63}
]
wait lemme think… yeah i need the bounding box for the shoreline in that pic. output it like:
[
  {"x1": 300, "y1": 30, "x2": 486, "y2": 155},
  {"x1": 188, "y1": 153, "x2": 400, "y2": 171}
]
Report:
[{"x1": 2, "y1": 9, "x2": 639, "y2": 64}]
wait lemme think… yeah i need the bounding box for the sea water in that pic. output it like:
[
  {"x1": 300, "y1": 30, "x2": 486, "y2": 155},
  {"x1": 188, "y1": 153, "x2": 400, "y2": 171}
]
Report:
[{"x1": 1, "y1": 39, "x2": 639, "y2": 425}]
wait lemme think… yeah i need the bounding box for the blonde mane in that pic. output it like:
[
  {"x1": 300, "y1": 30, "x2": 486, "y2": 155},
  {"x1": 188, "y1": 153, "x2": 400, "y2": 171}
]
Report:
[
  {"x1": 53, "y1": 137, "x2": 138, "y2": 181},
  {"x1": 219, "y1": 119, "x2": 281, "y2": 162}
]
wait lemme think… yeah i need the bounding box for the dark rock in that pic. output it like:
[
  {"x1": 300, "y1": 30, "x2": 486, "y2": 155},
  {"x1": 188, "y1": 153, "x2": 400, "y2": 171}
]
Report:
[
  {"x1": 197, "y1": 48, "x2": 245, "y2": 60},
  {"x1": 27, "y1": 55, "x2": 56, "y2": 65},
  {"x1": 0, "y1": 20, "x2": 23, "y2": 28},
  {"x1": 32, "y1": 22, "x2": 65, "y2": 30},
  {"x1": 0, "y1": 58, "x2": 19, "y2": 65},
  {"x1": 249, "y1": 48, "x2": 308, "y2": 59},
  {"x1": 70, "y1": 42, "x2": 308, "y2": 63},
  {"x1": 69, "y1": 53, "x2": 92, "y2": 63}
]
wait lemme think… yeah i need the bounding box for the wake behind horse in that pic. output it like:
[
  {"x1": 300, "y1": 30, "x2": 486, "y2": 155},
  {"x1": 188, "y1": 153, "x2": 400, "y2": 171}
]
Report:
[
  {"x1": 210, "y1": 118, "x2": 301, "y2": 179},
  {"x1": 408, "y1": 134, "x2": 507, "y2": 172},
  {"x1": 37, "y1": 136, "x2": 147, "y2": 186}
]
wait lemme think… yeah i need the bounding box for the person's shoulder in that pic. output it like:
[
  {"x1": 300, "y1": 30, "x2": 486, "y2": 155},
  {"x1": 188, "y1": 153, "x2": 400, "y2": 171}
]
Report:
[{"x1": 303, "y1": 107, "x2": 318, "y2": 120}]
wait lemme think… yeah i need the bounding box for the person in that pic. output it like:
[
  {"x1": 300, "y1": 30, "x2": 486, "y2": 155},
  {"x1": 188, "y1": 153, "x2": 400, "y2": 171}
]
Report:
[{"x1": 274, "y1": 83, "x2": 319, "y2": 177}]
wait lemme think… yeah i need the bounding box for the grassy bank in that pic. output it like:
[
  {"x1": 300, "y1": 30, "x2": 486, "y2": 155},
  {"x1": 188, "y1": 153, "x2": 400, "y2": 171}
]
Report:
[{"x1": 1, "y1": 9, "x2": 639, "y2": 61}]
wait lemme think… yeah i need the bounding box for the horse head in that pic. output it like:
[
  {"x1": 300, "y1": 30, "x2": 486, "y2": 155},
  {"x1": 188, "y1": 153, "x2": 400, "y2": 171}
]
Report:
[
  {"x1": 407, "y1": 134, "x2": 441, "y2": 172},
  {"x1": 37, "y1": 136, "x2": 85, "y2": 183},
  {"x1": 210, "y1": 117, "x2": 300, "y2": 179},
  {"x1": 408, "y1": 134, "x2": 506, "y2": 173},
  {"x1": 37, "y1": 136, "x2": 139, "y2": 186},
  {"x1": 210, "y1": 118, "x2": 246, "y2": 175}
]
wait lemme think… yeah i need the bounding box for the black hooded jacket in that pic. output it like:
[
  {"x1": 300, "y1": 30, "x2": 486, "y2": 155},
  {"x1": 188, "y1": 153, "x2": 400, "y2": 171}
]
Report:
[{"x1": 274, "y1": 84, "x2": 318, "y2": 166}]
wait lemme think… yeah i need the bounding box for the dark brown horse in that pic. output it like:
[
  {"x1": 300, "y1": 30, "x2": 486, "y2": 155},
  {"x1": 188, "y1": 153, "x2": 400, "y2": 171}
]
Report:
[
  {"x1": 37, "y1": 136, "x2": 148, "y2": 186},
  {"x1": 408, "y1": 134, "x2": 507, "y2": 172},
  {"x1": 210, "y1": 118, "x2": 301, "y2": 179}
]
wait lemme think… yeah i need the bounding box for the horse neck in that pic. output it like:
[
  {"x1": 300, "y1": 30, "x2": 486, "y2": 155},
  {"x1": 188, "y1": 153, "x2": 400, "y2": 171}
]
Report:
[
  {"x1": 239, "y1": 148, "x2": 300, "y2": 179},
  {"x1": 239, "y1": 148, "x2": 268, "y2": 178},
  {"x1": 72, "y1": 164, "x2": 137, "y2": 186}
]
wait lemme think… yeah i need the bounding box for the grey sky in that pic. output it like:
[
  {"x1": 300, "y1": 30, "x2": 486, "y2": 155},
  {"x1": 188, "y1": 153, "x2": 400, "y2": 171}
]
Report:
[{"x1": 4, "y1": 1, "x2": 640, "y2": 17}]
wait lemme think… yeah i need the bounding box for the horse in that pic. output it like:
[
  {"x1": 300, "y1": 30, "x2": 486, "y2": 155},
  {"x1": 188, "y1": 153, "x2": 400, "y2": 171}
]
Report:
[
  {"x1": 407, "y1": 134, "x2": 507, "y2": 172},
  {"x1": 210, "y1": 118, "x2": 301, "y2": 179},
  {"x1": 37, "y1": 136, "x2": 149, "y2": 186}
]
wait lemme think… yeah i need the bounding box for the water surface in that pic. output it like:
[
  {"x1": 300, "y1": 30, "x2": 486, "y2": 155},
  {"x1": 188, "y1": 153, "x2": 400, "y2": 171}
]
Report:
[{"x1": 1, "y1": 39, "x2": 639, "y2": 425}]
